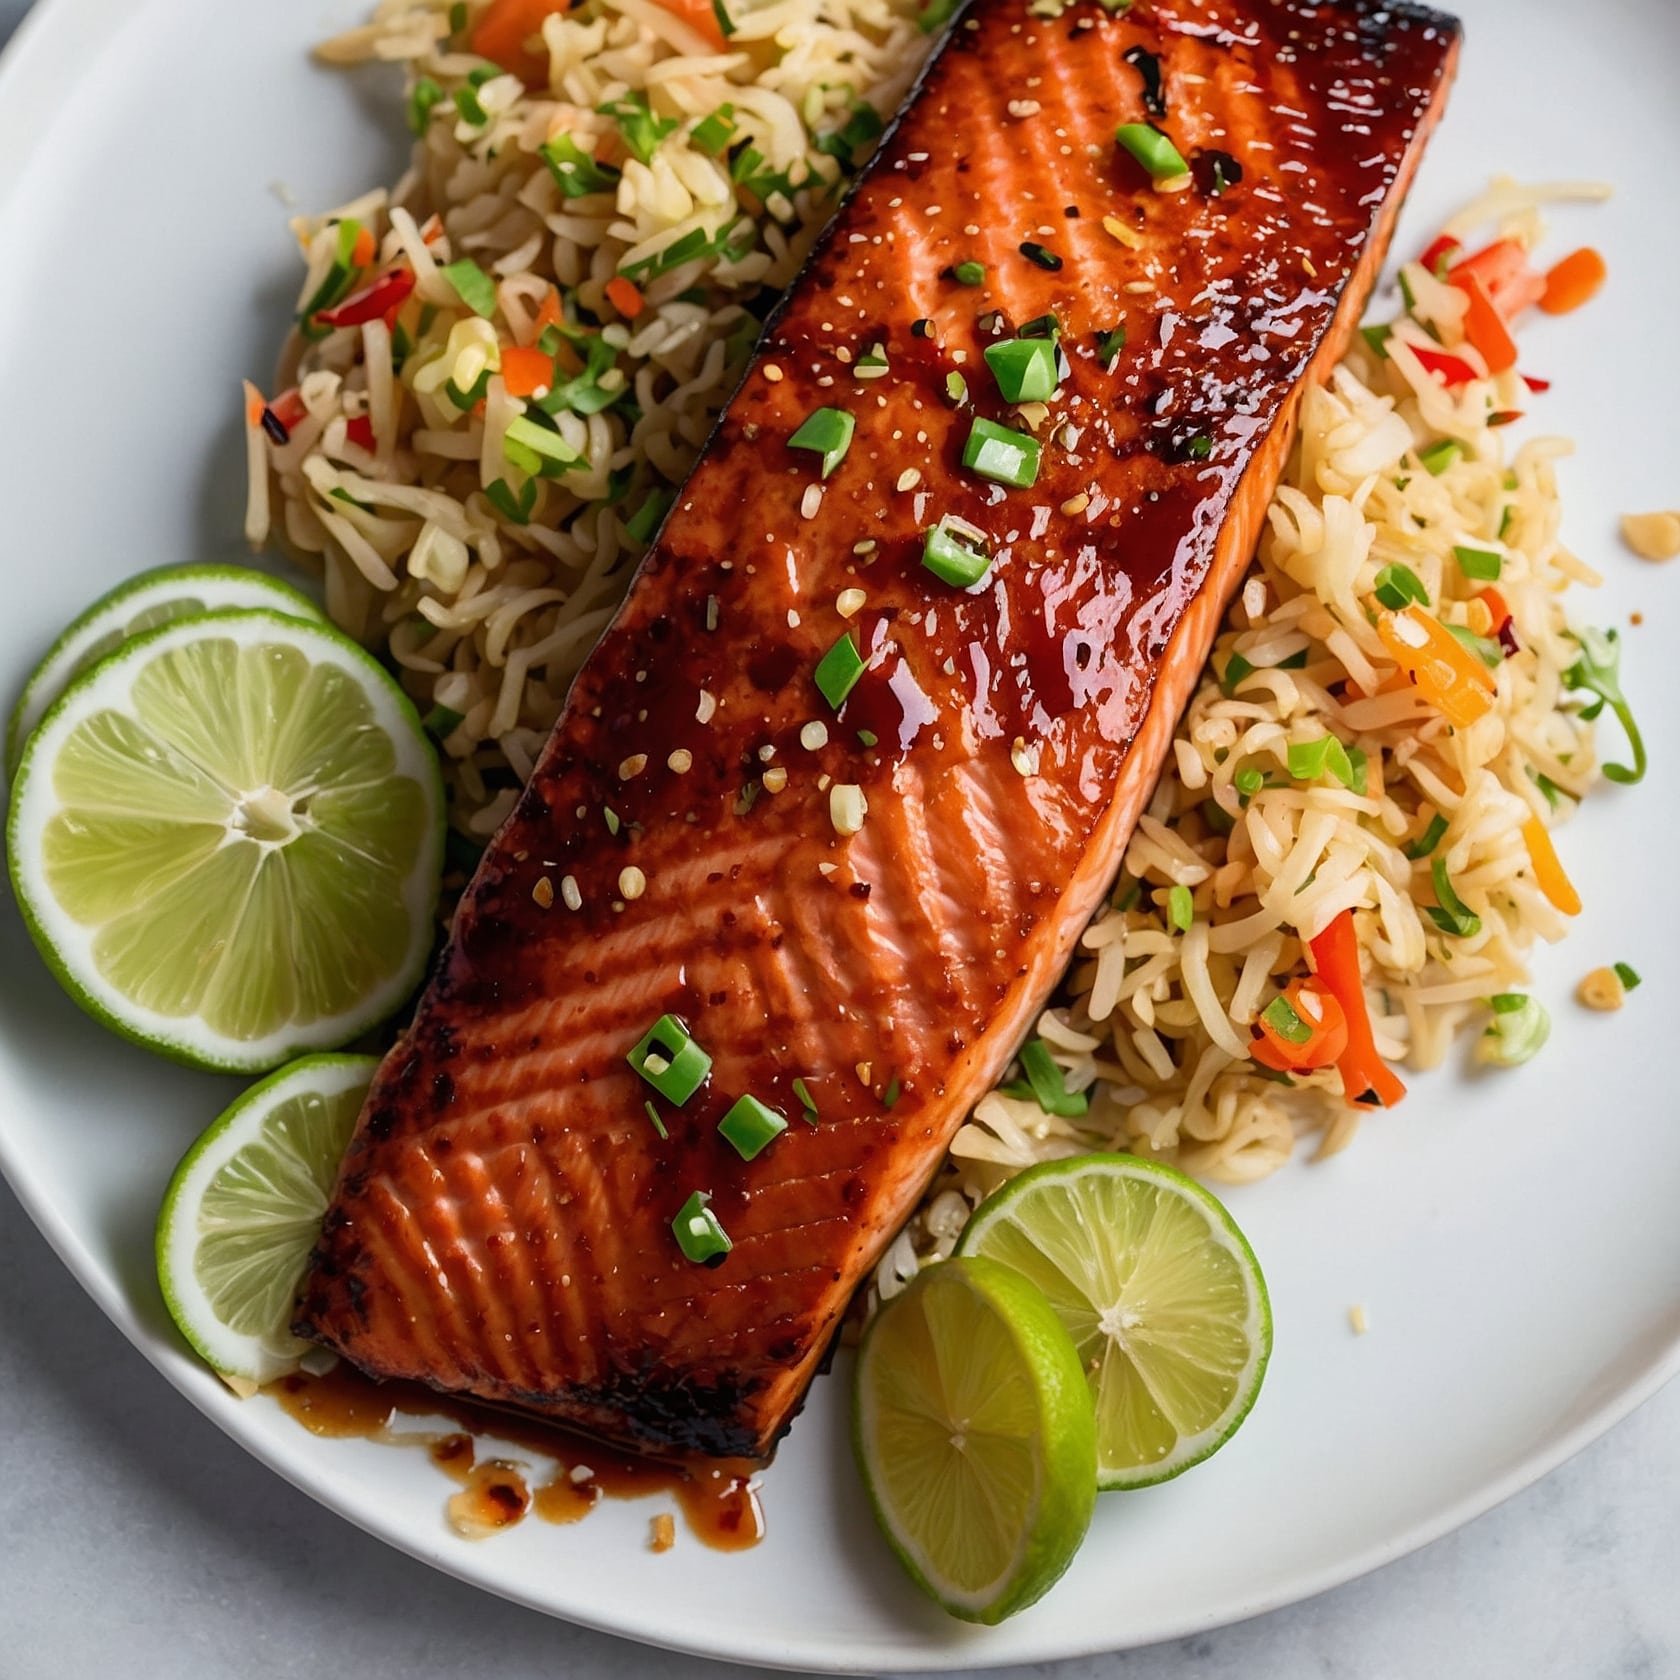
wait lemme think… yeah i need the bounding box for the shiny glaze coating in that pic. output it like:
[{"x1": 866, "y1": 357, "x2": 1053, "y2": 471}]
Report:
[{"x1": 299, "y1": 0, "x2": 1460, "y2": 1459}]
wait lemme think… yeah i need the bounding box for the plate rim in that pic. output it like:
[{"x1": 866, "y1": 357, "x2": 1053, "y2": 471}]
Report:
[{"x1": 0, "y1": 0, "x2": 1675, "y2": 1669}]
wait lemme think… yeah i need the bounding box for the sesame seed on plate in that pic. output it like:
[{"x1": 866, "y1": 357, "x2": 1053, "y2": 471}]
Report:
[
  {"x1": 618, "y1": 753, "x2": 647, "y2": 779},
  {"x1": 618, "y1": 866, "x2": 646, "y2": 900},
  {"x1": 667, "y1": 748, "x2": 693, "y2": 774},
  {"x1": 801, "y1": 720, "x2": 830, "y2": 751}
]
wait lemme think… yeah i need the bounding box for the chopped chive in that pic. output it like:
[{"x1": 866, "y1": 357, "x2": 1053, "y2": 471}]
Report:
[
  {"x1": 453, "y1": 86, "x2": 488, "y2": 127},
  {"x1": 625, "y1": 488, "x2": 673, "y2": 544},
  {"x1": 1445, "y1": 623, "x2": 1504, "y2": 668},
  {"x1": 882, "y1": 1076, "x2": 902, "y2": 1108},
  {"x1": 1114, "y1": 121, "x2": 1188, "y2": 181},
  {"x1": 1167, "y1": 884, "x2": 1194, "y2": 931},
  {"x1": 962, "y1": 417, "x2": 1041, "y2": 488},
  {"x1": 690, "y1": 104, "x2": 737, "y2": 155},
  {"x1": 596, "y1": 90, "x2": 678, "y2": 166},
  {"x1": 787, "y1": 406, "x2": 856, "y2": 478},
  {"x1": 710, "y1": 0, "x2": 735, "y2": 36},
  {"x1": 791, "y1": 1077, "x2": 820, "y2": 1122},
  {"x1": 1418, "y1": 438, "x2": 1462, "y2": 476},
  {"x1": 485, "y1": 477, "x2": 537, "y2": 524},
  {"x1": 440, "y1": 258, "x2": 498, "y2": 319},
  {"x1": 922, "y1": 514, "x2": 992, "y2": 587},
  {"x1": 854, "y1": 341, "x2": 889, "y2": 376},
  {"x1": 628, "y1": 1015, "x2": 712, "y2": 1105},
  {"x1": 1234, "y1": 765, "x2": 1265, "y2": 801},
  {"x1": 671, "y1": 1191, "x2": 731, "y2": 1265},
  {"x1": 1019, "y1": 240, "x2": 1062, "y2": 271},
  {"x1": 1122, "y1": 43, "x2": 1166, "y2": 117},
  {"x1": 984, "y1": 336, "x2": 1059, "y2": 403},
  {"x1": 1221, "y1": 651, "x2": 1255, "y2": 695},
  {"x1": 1287, "y1": 734, "x2": 1360, "y2": 789},
  {"x1": 444, "y1": 367, "x2": 492, "y2": 410},
  {"x1": 504, "y1": 414, "x2": 581, "y2": 476},
  {"x1": 950, "y1": 260, "x2": 986, "y2": 286},
  {"x1": 718, "y1": 1094, "x2": 787, "y2": 1161},
  {"x1": 422, "y1": 704, "x2": 464, "y2": 739},
  {"x1": 1614, "y1": 961, "x2": 1642, "y2": 992},
  {"x1": 1425, "y1": 857, "x2": 1481, "y2": 938},
  {"x1": 815, "y1": 632, "x2": 865, "y2": 709},
  {"x1": 1096, "y1": 325, "x2": 1127, "y2": 368},
  {"x1": 1000, "y1": 1039, "x2": 1088, "y2": 1118},
  {"x1": 1359, "y1": 322, "x2": 1393, "y2": 360},
  {"x1": 1373, "y1": 562, "x2": 1429, "y2": 611},
  {"x1": 644, "y1": 1100, "x2": 669, "y2": 1141},
  {"x1": 1019, "y1": 312, "x2": 1061, "y2": 339},
  {"x1": 911, "y1": 317, "x2": 935, "y2": 339},
  {"x1": 1403, "y1": 812, "x2": 1449, "y2": 859},
  {"x1": 1454, "y1": 544, "x2": 1503, "y2": 581},
  {"x1": 1261, "y1": 993, "x2": 1313, "y2": 1044},
  {"x1": 541, "y1": 134, "x2": 621, "y2": 198},
  {"x1": 407, "y1": 76, "x2": 444, "y2": 136},
  {"x1": 857, "y1": 729, "x2": 879, "y2": 747},
  {"x1": 1274, "y1": 648, "x2": 1310, "y2": 671},
  {"x1": 944, "y1": 370, "x2": 969, "y2": 405},
  {"x1": 1343, "y1": 745, "x2": 1369, "y2": 796}
]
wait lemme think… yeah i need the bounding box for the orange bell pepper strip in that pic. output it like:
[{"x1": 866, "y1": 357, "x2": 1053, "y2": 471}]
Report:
[
  {"x1": 1447, "y1": 238, "x2": 1546, "y2": 317},
  {"x1": 1521, "y1": 816, "x2": 1581, "y2": 916},
  {"x1": 1454, "y1": 271, "x2": 1518, "y2": 377},
  {"x1": 500, "y1": 344, "x2": 554, "y2": 398},
  {"x1": 1540, "y1": 247, "x2": 1606, "y2": 315},
  {"x1": 470, "y1": 0, "x2": 572, "y2": 88},
  {"x1": 604, "y1": 274, "x2": 645, "y2": 320},
  {"x1": 1307, "y1": 910, "x2": 1407, "y2": 1108},
  {"x1": 1374, "y1": 605, "x2": 1496, "y2": 730},
  {"x1": 1250, "y1": 980, "x2": 1349, "y2": 1074},
  {"x1": 647, "y1": 0, "x2": 728, "y2": 49}
]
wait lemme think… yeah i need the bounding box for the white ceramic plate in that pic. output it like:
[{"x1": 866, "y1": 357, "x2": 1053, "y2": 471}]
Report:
[{"x1": 1, "y1": 0, "x2": 1676, "y2": 1669}]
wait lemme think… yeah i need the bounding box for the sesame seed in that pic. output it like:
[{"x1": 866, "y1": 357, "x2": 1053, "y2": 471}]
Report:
[
  {"x1": 762, "y1": 363, "x2": 784, "y2": 382},
  {"x1": 1123, "y1": 280, "x2": 1154, "y2": 295},
  {"x1": 618, "y1": 754, "x2": 647, "y2": 779},
  {"x1": 801, "y1": 720, "x2": 830, "y2": 751},
  {"x1": 801, "y1": 484, "x2": 824, "y2": 519},
  {"x1": 830, "y1": 782, "x2": 867, "y2": 835},
  {"x1": 667, "y1": 748, "x2": 693, "y2": 774},
  {"x1": 836, "y1": 588, "x2": 866, "y2": 618},
  {"x1": 853, "y1": 540, "x2": 877, "y2": 556},
  {"x1": 560, "y1": 874, "x2": 582, "y2": 911},
  {"x1": 758, "y1": 743, "x2": 777, "y2": 762},
  {"x1": 787, "y1": 607, "x2": 801, "y2": 627},
  {"x1": 696, "y1": 689, "x2": 717, "y2": 723},
  {"x1": 963, "y1": 223, "x2": 980, "y2": 235},
  {"x1": 1011, "y1": 737, "x2": 1040, "y2": 776},
  {"x1": 1061, "y1": 492, "x2": 1090, "y2": 515},
  {"x1": 762, "y1": 766, "x2": 788, "y2": 793},
  {"x1": 618, "y1": 866, "x2": 646, "y2": 900},
  {"x1": 834, "y1": 346, "x2": 853, "y2": 364},
  {"x1": 1007, "y1": 98, "x2": 1041, "y2": 117},
  {"x1": 1102, "y1": 215, "x2": 1142, "y2": 249},
  {"x1": 896, "y1": 468, "x2": 921, "y2": 492},
  {"x1": 532, "y1": 876, "x2": 554, "y2": 908},
  {"x1": 818, "y1": 861, "x2": 837, "y2": 877}
]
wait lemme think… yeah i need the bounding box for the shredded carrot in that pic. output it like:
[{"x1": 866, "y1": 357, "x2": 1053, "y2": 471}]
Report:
[
  {"x1": 501, "y1": 344, "x2": 554, "y2": 398},
  {"x1": 351, "y1": 225, "x2": 376, "y2": 268},
  {"x1": 533, "y1": 286, "x2": 563, "y2": 335},
  {"x1": 244, "y1": 386, "x2": 265, "y2": 428},
  {"x1": 1374, "y1": 606, "x2": 1495, "y2": 730},
  {"x1": 604, "y1": 275, "x2": 645, "y2": 320},
  {"x1": 1308, "y1": 911, "x2": 1407, "y2": 1108},
  {"x1": 1250, "y1": 980, "x2": 1349, "y2": 1074},
  {"x1": 1455, "y1": 272, "x2": 1518, "y2": 376},
  {"x1": 1447, "y1": 238, "x2": 1545, "y2": 317},
  {"x1": 470, "y1": 0, "x2": 572, "y2": 87},
  {"x1": 647, "y1": 0, "x2": 728, "y2": 49},
  {"x1": 1540, "y1": 247, "x2": 1606, "y2": 316},
  {"x1": 420, "y1": 214, "x2": 445, "y2": 245},
  {"x1": 1521, "y1": 816, "x2": 1582, "y2": 916}
]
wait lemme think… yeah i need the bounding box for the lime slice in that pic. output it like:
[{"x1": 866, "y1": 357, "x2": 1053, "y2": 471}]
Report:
[
  {"x1": 853, "y1": 1255, "x2": 1097, "y2": 1624},
  {"x1": 7, "y1": 608, "x2": 443, "y2": 1072},
  {"x1": 156, "y1": 1053, "x2": 377, "y2": 1390},
  {"x1": 956, "y1": 1154, "x2": 1271, "y2": 1490},
  {"x1": 6, "y1": 563, "x2": 322, "y2": 776}
]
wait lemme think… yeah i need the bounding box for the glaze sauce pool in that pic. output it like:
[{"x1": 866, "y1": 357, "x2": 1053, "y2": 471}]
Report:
[{"x1": 269, "y1": 1365, "x2": 764, "y2": 1551}]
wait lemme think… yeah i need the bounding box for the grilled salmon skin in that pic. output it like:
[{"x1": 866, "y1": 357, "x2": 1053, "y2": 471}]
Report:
[{"x1": 299, "y1": 0, "x2": 1460, "y2": 1459}]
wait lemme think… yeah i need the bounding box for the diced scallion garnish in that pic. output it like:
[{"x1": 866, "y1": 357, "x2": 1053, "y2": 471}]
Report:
[
  {"x1": 453, "y1": 86, "x2": 488, "y2": 127},
  {"x1": 1418, "y1": 438, "x2": 1462, "y2": 476},
  {"x1": 1234, "y1": 765, "x2": 1265, "y2": 800},
  {"x1": 541, "y1": 134, "x2": 621, "y2": 198},
  {"x1": 1453, "y1": 544, "x2": 1503, "y2": 581},
  {"x1": 422, "y1": 704, "x2": 464, "y2": 740},
  {"x1": 922, "y1": 515, "x2": 992, "y2": 587},
  {"x1": 625, "y1": 488, "x2": 672, "y2": 544},
  {"x1": 671, "y1": 1191, "x2": 732, "y2": 1265},
  {"x1": 644, "y1": 1100, "x2": 669, "y2": 1140},
  {"x1": 1360, "y1": 322, "x2": 1393, "y2": 359},
  {"x1": 1167, "y1": 884, "x2": 1194, "y2": 931},
  {"x1": 690, "y1": 104, "x2": 737, "y2": 155},
  {"x1": 962, "y1": 417, "x2": 1041, "y2": 488},
  {"x1": 950, "y1": 260, "x2": 985, "y2": 286},
  {"x1": 596, "y1": 91, "x2": 678, "y2": 165},
  {"x1": 1096, "y1": 325, "x2": 1127, "y2": 368},
  {"x1": 1261, "y1": 993, "x2": 1313, "y2": 1044},
  {"x1": 1477, "y1": 993, "x2": 1550, "y2": 1067},
  {"x1": 984, "y1": 337, "x2": 1059, "y2": 403},
  {"x1": 1000, "y1": 1038, "x2": 1088, "y2": 1118},
  {"x1": 1287, "y1": 734, "x2": 1359, "y2": 789},
  {"x1": 882, "y1": 1077, "x2": 901, "y2": 1107},
  {"x1": 1373, "y1": 562, "x2": 1429, "y2": 610},
  {"x1": 1221, "y1": 651, "x2": 1255, "y2": 695},
  {"x1": 1614, "y1": 962, "x2": 1642, "y2": 991},
  {"x1": 1403, "y1": 811, "x2": 1449, "y2": 859},
  {"x1": 787, "y1": 406, "x2": 855, "y2": 478},
  {"x1": 408, "y1": 77, "x2": 444, "y2": 135},
  {"x1": 1114, "y1": 122, "x2": 1188, "y2": 180},
  {"x1": 627, "y1": 1015, "x2": 712, "y2": 1105},
  {"x1": 1426, "y1": 857, "x2": 1481, "y2": 938},
  {"x1": 791, "y1": 1077, "x2": 820, "y2": 1122},
  {"x1": 440, "y1": 258, "x2": 497, "y2": 319},
  {"x1": 915, "y1": 0, "x2": 961, "y2": 31},
  {"x1": 944, "y1": 371, "x2": 969, "y2": 405},
  {"x1": 815, "y1": 632, "x2": 865, "y2": 710},
  {"x1": 718, "y1": 1095, "x2": 787, "y2": 1161},
  {"x1": 1445, "y1": 624, "x2": 1504, "y2": 668},
  {"x1": 1019, "y1": 241, "x2": 1062, "y2": 271},
  {"x1": 1020, "y1": 313, "x2": 1060, "y2": 340},
  {"x1": 503, "y1": 415, "x2": 581, "y2": 477}
]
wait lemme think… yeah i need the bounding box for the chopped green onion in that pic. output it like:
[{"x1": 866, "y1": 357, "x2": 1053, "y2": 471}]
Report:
[
  {"x1": 541, "y1": 134, "x2": 621, "y2": 198},
  {"x1": 484, "y1": 477, "x2": 537, "y2": 525},
  {"x1": 690, "y1": 104, "x2": 737, "y2": 156},
  {"x1": 453, "y1": 86, "x2": 488, "y2": 127},
  {"x1": 625, "y1": 488, "x2": 672, "y2": 545},
  {"x1": 962, "y1": 417, "x2": 1041, "y2": 488},
  {"x1": 1498, "y1": 504, "x2": 1516, "y2": 540},
  {"x1": 1476, "y1": 994, "x2": 1550, "y2": 1067},
  {"x1": 910, "y1": 318, "x2": 935, "y2": 339},
  {"x1": 1360, "y1": 322, "x2": 1393, "y2": 360},
  {"x1": 644, "y1": 1100, "x2": 669, "y2": 1141},
  {"x1": 854, "y1": 341, "x2": 890, "y2": 376},
  {"x1": 504, "y1": 415, "x2": 581, "y2": 476},
  {"x1": 857, "y1": 729, "x2": 879, "y2": 747},
  {"x1": 671, "y1": 1191, "x2": 732, "y2": 1265},
  {"x1": 1019, "y1": 312, "x2": 1060, "y2": 340},
  {"x1": 466, "y1": 64, "x2": 499, "y2": 88},
  {"x1": 1000, "y1": 1039, "x2": 1088, "y2": 1118},
  {"x1": 1167, "y1": 884, "x2": 1194, "y2": 931},
  {"x1": 1418, "y1": 438, "x2": 1462, "y2": 476},
  {"x1": 1564, "y1": 627, "x2": 1645, "y2": 785},
  {"x1": 1019, "y1": 241, "x2": 1062, "y2": 271},
  {"x1": 448, "y1": 1, "x2": 467, "y2": 31},
  {"x1": 1426, "y1": 857, "x2": 1481, "y2": 938},
  {"x1": 915, "y1": 0, "x2": 961, "y2": 30},
  {"x1": 534, "y1": 332, "x2": 622, "y2": 417},
  {"x1": 1614, "y1": 961, "x2": 1642, "y2": 992},
  {"x1": 1343, "y1": 745, "x2": 1369, "y2": 797},
  {"x1": 1114, "y1": 122, "x2": 1188, "y2": 181},
  {"x1": 628, "y1": 1015, "x2": 712, "y2": 1105},
  {"x1": 1454, "y1": 544, "x2": 1503, "y2": 581},
  {"x1": 1445, "y1": 624, "x2": 1504, "y2": 668},
  {"x1": 1403, "y1": 812, "x2": 1449, "y2": 860},
  {"x1": 1200, "y1": 799, "x2": 1236, "y2": 836},
  {"x1": 1397, "y1": 268, "x2": 1418, "y2": 314},
  {"x1": 983, "y1": 337, "x2": 1059, "y2": 403},
  {"x1": 815, "y1": 632, "x2": 865, "y2": 710},
  {"x1": 604, "y1": 807, "x2": 621, "y2": 835},
  {"x1": 1096, "y1": 325, "x2": 1127, "y2": 368},
  {"x1": 1373, "y1": 562, "x2": 1429, "y2": 610},
  {"x1": 1221, "y1": 651, "x2": 1255, "y2": 695},
  {"x1": 950, "y1": 260, "x2": 985, "y2": 286},
  {"x1": 791, "y1": 1077, "x2": 820, "y2": 1122},
  {"x1": 718, "y1": 1095, "x2": 787, "y2": 1162},
  {"x1": 422, "y1": 704, "x2": 464, "y2": 740},
  {"x1": 1183, "y1": 434, "x2": 1213, "y2": 462},
  {"x1": 814, "y1": 102, "x2": 883, "y2": 167},
  {"x1": 1234, "y1": 765, "x2": 1265, "y2": 801},
  {"x1": 441, "y1": 258, "x2": 498, "y2": 319},
  {"x1": 882, "y1": 1077, "x2": 902, "y2": 1108},
  {"x1": 596, "y1": 91, "x2": 678, "y2": 166},
  {"x1": 787, "y1": 406, "x2": 855, "y2": 478},
  {"x1": 407, "y1": 76, "x2": 444, "y2": 136},
  {"x1": 922, "y1": 514, "x2": 992, "y2": 587},
  {"x1": 1262, "y1": 993, "x2": 1313, "y2": 1044},
  {"x1": 444, "y1": 367, "x2": 492, "y2": 410},
  {"x1": 1287, "y1": 735, "x2": 1356, "y2": 785},
  {"x1": 944, "y1": 371, "x2": 969, "y2": 405},
  {"x1": 710, "y1": 0, "x2": 736, "y2": 36}
]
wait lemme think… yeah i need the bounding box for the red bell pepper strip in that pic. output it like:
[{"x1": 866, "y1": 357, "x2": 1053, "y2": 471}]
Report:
[
  {"x1": 1521, "y1": 374, "x2": 1551, "y2": 394},
  {"x1": 1308, "y1": 910, "x2": 1407, "y2": 1108},
  {"x1": 317, "y1": 267, "x2": 417, "y2": 330},
  {"x1": 1419, "y1": 233, "x2": 1462, "y2": 277},
  {"x1": 344, "y1": 415, "x2": 376, "y2": 451},
  {"x1": 1409, "y1": 344, "x2": 1479, "y2": 387}
]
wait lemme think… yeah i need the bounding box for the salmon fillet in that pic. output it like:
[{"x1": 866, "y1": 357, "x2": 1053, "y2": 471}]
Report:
[{"x1": 298, "y1": 0, "x2": 1460, "y2": 1460}]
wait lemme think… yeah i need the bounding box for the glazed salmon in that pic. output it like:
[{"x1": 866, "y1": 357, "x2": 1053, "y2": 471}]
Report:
[{"x1": 299, "y1": 0, "x2": 1460, "y2": 1459}]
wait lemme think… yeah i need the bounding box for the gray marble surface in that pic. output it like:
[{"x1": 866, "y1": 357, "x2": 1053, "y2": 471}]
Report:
[{"x1": 0, "y1": 1, "x2": 1676, "y2": 1674}]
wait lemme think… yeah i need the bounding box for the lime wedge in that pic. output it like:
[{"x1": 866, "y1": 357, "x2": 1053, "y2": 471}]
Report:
[
  {"x1": 156, "y1": 1054, "x2": 377, "y2": 1390},
  {"x1": 853, "y1": 1255, "x2": 1097, "y2": 1624},
  {"x1": 957, "y1": 1154, "x2": 1271, "y2": 1489},
  {"x1": 7, "y1": 608, "x2": 443, "y2": 1071},
  {"x1": 6, "y1": 563, "x2": 322, "y2": 776}
]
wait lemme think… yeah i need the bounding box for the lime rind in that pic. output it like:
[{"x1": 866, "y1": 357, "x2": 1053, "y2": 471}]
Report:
[
  {"x1": 956, "y1": 1153, "x2": 1271, "y2": 1491},
  {"x1": 5, "y1": 562, "x2": 322, "y2": 777},
  {"x1": 853, "y1": 1254, "x2": 1097, "y2": 1625},
  {"x1": 7, "y1": 608, "x2": 444, "y2": 1073},
  {"x1": 156, "y1": 1053, "x2": 377, "y2": 1386}
]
